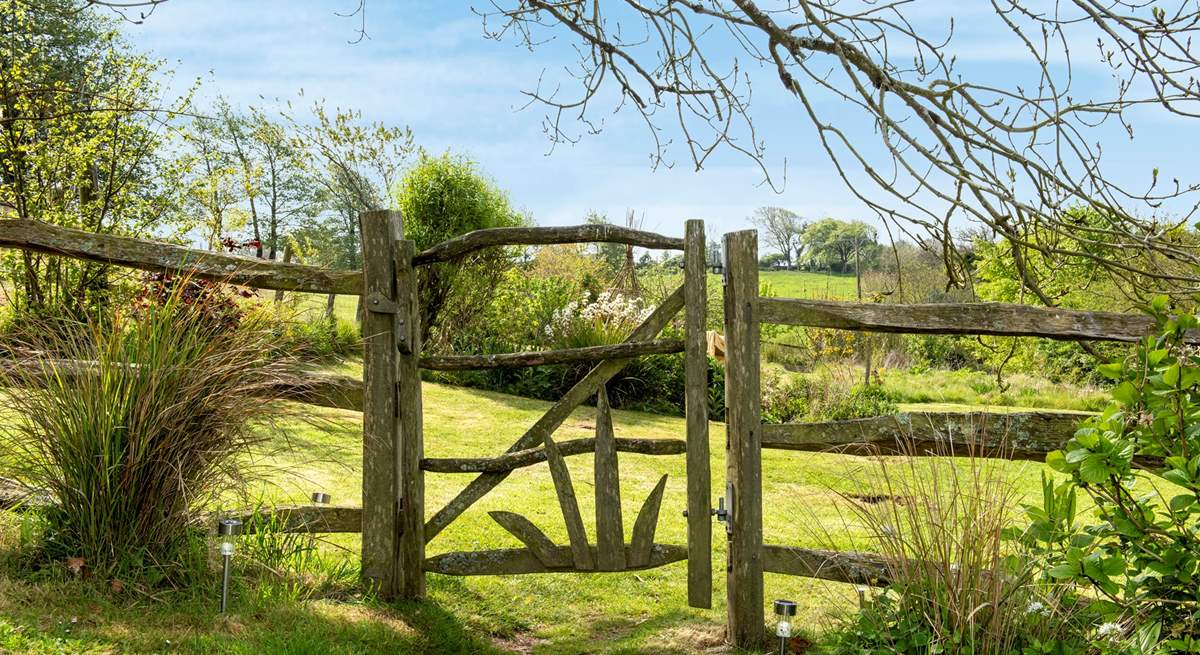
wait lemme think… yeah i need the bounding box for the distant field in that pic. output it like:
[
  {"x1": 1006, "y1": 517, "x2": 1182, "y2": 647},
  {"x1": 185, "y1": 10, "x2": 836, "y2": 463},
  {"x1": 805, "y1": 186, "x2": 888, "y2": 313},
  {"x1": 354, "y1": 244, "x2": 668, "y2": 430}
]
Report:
[{"x1": 756, "y1": 270, "x2": 858, "y2": 300}]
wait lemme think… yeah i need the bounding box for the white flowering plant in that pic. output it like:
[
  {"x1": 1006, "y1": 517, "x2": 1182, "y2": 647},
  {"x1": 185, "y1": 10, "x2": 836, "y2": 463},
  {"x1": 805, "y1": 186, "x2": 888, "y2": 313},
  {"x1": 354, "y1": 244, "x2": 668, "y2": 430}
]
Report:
[{"x1": 542, "y1": 290, "x2": 654, "y2": 349}]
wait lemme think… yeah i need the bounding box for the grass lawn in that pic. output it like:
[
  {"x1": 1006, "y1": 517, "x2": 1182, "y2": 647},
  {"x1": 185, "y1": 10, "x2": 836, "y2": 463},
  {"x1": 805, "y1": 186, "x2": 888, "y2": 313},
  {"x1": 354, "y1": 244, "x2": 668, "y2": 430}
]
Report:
[
  {"x1": 757, "y1": 270, "x2": 858, "y2": 301},
  {"x1": 0, "y1": 377, "x2": 1059, "y2": 654}
]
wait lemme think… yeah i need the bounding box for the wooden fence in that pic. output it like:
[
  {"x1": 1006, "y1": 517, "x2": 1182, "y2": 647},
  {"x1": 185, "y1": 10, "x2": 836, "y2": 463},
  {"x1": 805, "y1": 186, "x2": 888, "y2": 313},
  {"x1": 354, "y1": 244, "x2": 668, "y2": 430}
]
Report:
[
  {"x1": 0, "y1": 217, "x2": 1167, "y2": 648},
  {"x1": 0, "y1": 215, "x2": 715, "y2": 610},
  {"x1": 719, "y1": 229, "x2": 1170, "y2": 648}
]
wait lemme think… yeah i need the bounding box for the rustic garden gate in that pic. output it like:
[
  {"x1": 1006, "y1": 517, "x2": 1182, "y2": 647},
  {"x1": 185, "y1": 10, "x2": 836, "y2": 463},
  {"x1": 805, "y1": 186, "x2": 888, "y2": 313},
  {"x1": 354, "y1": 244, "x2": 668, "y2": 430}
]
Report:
[
  {"x1": 718, "y1": 229, "x2": 1186, "y2": 649},
  {"x1": 356, "y1": 211, "x2": 716, "y2": 609}
]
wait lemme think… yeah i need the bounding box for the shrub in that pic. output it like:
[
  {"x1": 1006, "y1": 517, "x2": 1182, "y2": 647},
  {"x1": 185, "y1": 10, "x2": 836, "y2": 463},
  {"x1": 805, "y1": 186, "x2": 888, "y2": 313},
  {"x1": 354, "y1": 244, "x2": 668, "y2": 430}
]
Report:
[
  {"x1": 1036, "y1": 297, "x2": 1200, "y2": 647},
  {"x1": 0, "y1": 278, "x2": 299, "y2": 581}
]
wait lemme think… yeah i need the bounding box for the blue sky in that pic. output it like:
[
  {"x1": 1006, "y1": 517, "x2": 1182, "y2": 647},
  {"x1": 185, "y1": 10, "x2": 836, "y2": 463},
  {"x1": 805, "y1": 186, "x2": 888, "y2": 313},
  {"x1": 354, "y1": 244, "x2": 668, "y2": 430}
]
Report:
[{"x1": 118, "y1": 1, "x2": 1200, "y2": 242}]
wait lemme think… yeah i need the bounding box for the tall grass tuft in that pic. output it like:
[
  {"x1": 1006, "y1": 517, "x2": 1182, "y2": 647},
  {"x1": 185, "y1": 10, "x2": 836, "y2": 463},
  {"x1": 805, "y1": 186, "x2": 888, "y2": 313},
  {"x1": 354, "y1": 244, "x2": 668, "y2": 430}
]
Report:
[
  {"x1": 0, "y1": 277, "x2": 300, "y2": 580},
  {"x1": 830, "y1": 441, "x2": 1084, "y2": 655}
]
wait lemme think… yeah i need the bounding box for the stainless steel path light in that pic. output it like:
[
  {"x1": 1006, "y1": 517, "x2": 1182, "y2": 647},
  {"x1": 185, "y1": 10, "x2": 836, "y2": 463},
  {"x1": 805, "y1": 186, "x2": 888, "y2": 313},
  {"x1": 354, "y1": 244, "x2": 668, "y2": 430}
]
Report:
[
  {"x1": 773, "y1": 599, "x2": 797, "y2": 655},
  {"x1": 308, "y1": 492, "x2": 330, "y2": 553},
  {"x1": 217, "y1": 518, "x2": 242, "y2": 613}
]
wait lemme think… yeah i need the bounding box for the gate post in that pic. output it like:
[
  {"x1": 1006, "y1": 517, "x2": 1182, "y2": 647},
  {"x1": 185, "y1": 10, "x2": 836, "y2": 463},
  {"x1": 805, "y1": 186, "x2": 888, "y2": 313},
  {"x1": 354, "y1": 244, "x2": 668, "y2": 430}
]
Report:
[
  {"x1": 359, "y1": 210, "x2": 425, "y2": 599},
  {"x1": 723, "y1": 230, "x2": 764, "y2": 648},
  {"x1": 684, "y1": 219, "x2": 712, "y2": 609}
]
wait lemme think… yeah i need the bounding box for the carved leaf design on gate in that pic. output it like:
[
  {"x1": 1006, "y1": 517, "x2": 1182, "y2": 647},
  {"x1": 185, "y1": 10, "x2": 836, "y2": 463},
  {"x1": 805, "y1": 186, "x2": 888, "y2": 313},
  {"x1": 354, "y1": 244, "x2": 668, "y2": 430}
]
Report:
[{"x1": 487, "y1": 385, "x2": 668, "y2": 571}]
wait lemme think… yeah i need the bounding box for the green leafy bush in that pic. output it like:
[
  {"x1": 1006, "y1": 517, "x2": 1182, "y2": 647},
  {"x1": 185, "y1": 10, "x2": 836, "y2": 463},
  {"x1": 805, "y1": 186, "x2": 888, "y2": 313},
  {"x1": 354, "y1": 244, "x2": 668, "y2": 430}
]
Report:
[{"x1": 1037, "y1": 297, "x2": 1200, "y2": 647}]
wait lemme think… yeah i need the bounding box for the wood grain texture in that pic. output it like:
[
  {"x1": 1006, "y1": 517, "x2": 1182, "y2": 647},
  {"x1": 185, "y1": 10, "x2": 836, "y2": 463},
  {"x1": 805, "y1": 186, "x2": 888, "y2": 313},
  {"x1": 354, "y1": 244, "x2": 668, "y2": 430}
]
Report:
[
  {"x1": 218, "y1": 505, "x2": 363, "y2": 534},
  {"x1": 488, "y1": 511, "x2": 570, "y2": 568},
  {"x1": 394, "y1": 239, "x2": 426, "y2": 599},
  {"x1": 760, "y1": 411, "x2": 1085, "y2": 460},
  {"x1": 419, "y1": 339, "x2": 684, "y2": 371},
  {"x1": 543, "y1": 434, "x2": 595, "y2": 570},
  {"x1": 421, "y1": 437, "x2": 686, "y2": 473},
  {"x1": 683, "y1": 218, "x2": 712, "y2": 609},
  {"x1": 423, "y1": 544, "x2": 687, "y2": 576},
  {"x1": 593, "y1": 386, "x2": 626, "y2": 571},
  {"x1": 628, "y1": 474, "x2": 668, "y2": 568},
  {"x1": 758, "y1": 297, "x2": 1190, "y2": 343},
  {"x1": 423, "y1": 285, "x2": 686, "y2": 543},
  {"x1": 761, "y1": 545, "x2": 891, "y2": 586},
  {"x1": 413, "y1": 224, "x2": 684, "y2": 266},
  {"x1": 358, "y1": 210, "x2": 403, "y2": 596},
  {"x1": 0, "y1": 218, "x2": 361, "y2": 294},
  {"x1": 723, "y1": 230, "x2": 765, "y2": 649}
]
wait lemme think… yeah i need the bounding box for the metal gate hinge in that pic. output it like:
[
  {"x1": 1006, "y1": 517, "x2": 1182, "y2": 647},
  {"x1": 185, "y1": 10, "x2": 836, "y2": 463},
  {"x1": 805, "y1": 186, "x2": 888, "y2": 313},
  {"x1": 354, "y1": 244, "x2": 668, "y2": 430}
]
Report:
[{"x1": 365, "y1": 292, "x2": 400, "y2": 314}]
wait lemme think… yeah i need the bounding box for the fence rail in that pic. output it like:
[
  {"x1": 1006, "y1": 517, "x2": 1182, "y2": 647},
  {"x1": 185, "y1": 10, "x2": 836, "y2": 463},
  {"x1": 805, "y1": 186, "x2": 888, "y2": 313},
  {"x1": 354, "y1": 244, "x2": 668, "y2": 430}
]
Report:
[
  {"x1": 413, "y1": 224, "x2": 685, "y2": 266},
  {"x1": 760, "y1": 411, "x2": 1084, "y2": 460},
  {"x1": 420, "y1": 339, "x2": 684, "y2": 371},
  {"x1": 0, "y1": 219, "x2": 363, "y2": 294},
  {"x1": 759, "y1": 297, "x2": 1185, "y2": 343}
]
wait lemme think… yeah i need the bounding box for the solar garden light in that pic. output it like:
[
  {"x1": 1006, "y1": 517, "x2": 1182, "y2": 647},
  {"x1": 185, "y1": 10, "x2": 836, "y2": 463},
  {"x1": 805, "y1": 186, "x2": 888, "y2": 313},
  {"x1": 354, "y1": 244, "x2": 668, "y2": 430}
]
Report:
[
  {"x1": 773, "y1": 599, "x2": 797, "y2": 655},
  {"x1": 217, "y1": 518, "x2": 242, "y2": 613},
  {"x1": 308, "y1": 492, "x2": 330, "y2": 552}
]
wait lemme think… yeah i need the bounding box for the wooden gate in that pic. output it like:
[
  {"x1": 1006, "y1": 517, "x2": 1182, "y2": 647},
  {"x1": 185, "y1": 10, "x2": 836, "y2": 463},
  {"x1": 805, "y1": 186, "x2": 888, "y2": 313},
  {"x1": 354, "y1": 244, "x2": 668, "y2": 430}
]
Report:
[
  {"x1": 718, "y1": 228, "x2": 1183, "y2": 649},
  {"x1": 358, "y1": 212, "x2": 715, "y2": 609}
]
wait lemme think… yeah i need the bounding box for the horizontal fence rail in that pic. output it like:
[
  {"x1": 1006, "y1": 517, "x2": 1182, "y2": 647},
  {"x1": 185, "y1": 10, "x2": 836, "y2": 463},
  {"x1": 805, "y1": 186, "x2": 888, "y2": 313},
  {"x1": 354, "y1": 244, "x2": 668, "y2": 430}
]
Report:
[
  {"x1": 222, "y1": 504, "x2": 363, "y2": 534},
  {"x1": 0, "y1": 219, "x2": 362, "y2": 294},
  {"x1": 421, "y1": 339, "x2": 685, "y2": 371},
  {"x1": 759, "y1": 298, "x2": 1189, "y2": 343},
  {"x1": 760, "y1": 411, "x2": 1086, "y2": 461},
  {"x1": 0, "y1": 359, "x2": 365, "y2": 413},
  {"x1": 423, "y1": 544, "x2": 688, "y2": 576},
  {"x1": 762, "y1": 545, "x2": 891, "y2": 586},
  {"x1": 421, "y1": 437, "x2": 687, "y2": 473},
  {"x1": 413, "y1": 224, "x2": 685, "y2": 266}
]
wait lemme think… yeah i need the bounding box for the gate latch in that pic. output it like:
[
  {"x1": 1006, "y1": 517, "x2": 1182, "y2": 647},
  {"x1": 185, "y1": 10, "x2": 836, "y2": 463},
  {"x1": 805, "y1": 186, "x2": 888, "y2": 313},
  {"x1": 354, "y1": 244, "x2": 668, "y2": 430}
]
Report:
[{"x1": 713, "y1": 482, "x2": 733, "y2": 536}]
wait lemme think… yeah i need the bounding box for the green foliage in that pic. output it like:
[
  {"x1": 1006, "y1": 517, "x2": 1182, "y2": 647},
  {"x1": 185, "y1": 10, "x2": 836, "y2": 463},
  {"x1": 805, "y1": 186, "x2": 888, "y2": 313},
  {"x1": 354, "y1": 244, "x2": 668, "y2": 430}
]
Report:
[
  {"x1": 1036, "y1": 298, "x2": 1200, "y2": 645},
  {"x1": 829, "y1": 452, "x2": 1102, "y2": 655},
  {"x1": 0, "y1": 279, "x2": 298, "y2": 581},
  {"x1": 0, "y1": 1, "x2": 191, "y2": 316},
  {"x1": 801, "y1": 217, "x2": 880, "y2": 273},
  {"x1": 815, "y1": 383, "x2": 897, "y2": 421},
  {"x1": 395, "y1": 152, "x2": 526, "y2": 344}
]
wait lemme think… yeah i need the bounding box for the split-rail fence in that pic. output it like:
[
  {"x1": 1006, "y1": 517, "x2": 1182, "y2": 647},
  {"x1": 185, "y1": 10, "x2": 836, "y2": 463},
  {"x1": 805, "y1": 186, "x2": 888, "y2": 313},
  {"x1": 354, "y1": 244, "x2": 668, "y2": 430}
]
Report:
[{"x1": 0, "y1": 217, "x2": 1174, "y2": 649}]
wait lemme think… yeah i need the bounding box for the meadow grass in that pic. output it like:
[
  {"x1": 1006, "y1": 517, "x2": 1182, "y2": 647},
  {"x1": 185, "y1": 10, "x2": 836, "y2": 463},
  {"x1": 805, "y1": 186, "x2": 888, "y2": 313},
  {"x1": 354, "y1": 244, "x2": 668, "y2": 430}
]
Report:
[
  {"x1": 757, "y1": 270, "x2": 858, "y2": 300},
  {"x1": 0, "y1": 376, "x2": 1062, "y2": 654}
]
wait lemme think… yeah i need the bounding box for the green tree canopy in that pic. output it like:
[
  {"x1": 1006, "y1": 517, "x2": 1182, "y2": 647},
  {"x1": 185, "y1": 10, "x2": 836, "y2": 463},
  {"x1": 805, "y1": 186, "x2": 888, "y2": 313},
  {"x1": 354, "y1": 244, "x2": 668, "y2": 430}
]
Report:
[{"x1": 395, "y1": 152, "x2": 526, "y2": 345}]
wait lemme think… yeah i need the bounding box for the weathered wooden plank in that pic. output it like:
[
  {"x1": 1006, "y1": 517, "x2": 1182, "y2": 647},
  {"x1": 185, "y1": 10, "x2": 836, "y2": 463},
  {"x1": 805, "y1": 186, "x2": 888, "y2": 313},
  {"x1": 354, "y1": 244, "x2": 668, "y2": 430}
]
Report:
[
  {"x1": 394, "y1": 239, "x2": 426, "y2": 599},
  {"x1": 488, "y1": 511, "x2": 570, "y2": 568},
  {"x1": 0, "y1": 218, "x2": 361, "y2": 294},
  {"x1": 359, "y1": 210, "x2": 403, "y2": 597},
  {"x1": 593, "y1": 386, "x2": 625, "y2": 571},
  {"x1": 218, "y1": 505, "x2": 363, "y2": 534},
  {"x1": 723, "y1": 230, "x2": 764, "y2": 649},
  {"x1": 758, "y1": 297, "x2": 1187, "y2": 343},
  {"x1": 761, "y1": 545, "x2": 891, "y2": 586},
  {"x1": 423, "y1": 543, "x2": 688, "y2": 576},
  {"x1": 0, "y1": 477, "x2": 50, "y2": 511},
  {"x1": 683, "y1": 218, "x2": 712, "y2": 609},
  {"x1": 420, "y1": 437, "x2": 687, "y2": 473},
  {"x1": 760, "y1": 411, "x2": 1085, "y2": 460},
  {"x1": 423, "y1": 285, "x2": 686, "y2": 542},
  {"x1": 628, "y1": 474, "x2": 668, "y2": 568},
  {"x1": 269, "y1": 370, "x2": 364, "y2": 412},
  {"x1": 543, "y1": 434, "x2": 594, "y2": 570},
  {"x1": 419, "y1": 339, "x2": 684, "y2": 371},
  {"x1": 413, "y1": 224, "x2": 685, "y2": 266},
  {"x1": 0, "y1": 359, "x2": 366, "y2": 413}
]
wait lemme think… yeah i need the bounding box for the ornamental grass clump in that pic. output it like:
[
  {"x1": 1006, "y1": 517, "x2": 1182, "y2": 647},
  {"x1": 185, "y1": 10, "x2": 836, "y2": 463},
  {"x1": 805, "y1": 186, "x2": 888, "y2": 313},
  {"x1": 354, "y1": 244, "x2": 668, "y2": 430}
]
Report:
[
  {"x1": 829, "y1": 441, "x2": 1089, "y2": 655},
  {"x1": 0, "y1": 276, "x2": 298, "y2": 580}
]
